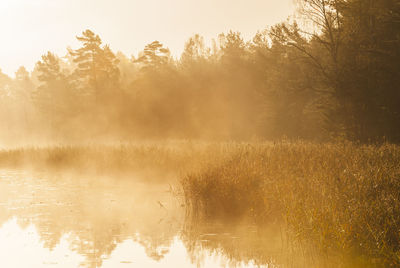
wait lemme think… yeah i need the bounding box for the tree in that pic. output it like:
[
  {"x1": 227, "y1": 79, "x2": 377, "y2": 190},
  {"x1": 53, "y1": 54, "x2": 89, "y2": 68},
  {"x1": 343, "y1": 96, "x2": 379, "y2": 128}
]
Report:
[
  {"x1": 33, "y1": 52, "x2": 77, "y2": 137},
  {"x1": 69, "y1": 29, "x2": 120, "y2": 101},
  {"x1": 129, "y1": 41, "x2": 193, "y2": 138},
  {"x1": 217, "y1": 31, "x2": 260, "y2": 139},
  {"x1": 250, "y1": 27, "x2": 324, "y2": 139},
  {"x1": 135, "y1": 41, "x2": 171, "y2": 69},
  {"x1": 181, "y1": 34, "x2": 210, "y2": 68},
  {"x1": 337, "y1": 0, "x2": 400, "y2": 141},
  {"x1": 0, "y1": 69, "x2": 12, "y2": 98},
  {"x1": 276, "y1": 0, "x2": 400, "y2": 141}
]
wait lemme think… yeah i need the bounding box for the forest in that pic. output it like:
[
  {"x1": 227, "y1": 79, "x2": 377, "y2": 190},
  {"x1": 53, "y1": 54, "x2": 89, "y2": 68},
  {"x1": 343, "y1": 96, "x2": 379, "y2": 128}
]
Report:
[
  {"x1": 0, "y1": 1, "x2": 400, "y2": 267},
  {"x1": 0, "y1": 0, "x2": 399, "y2": 145}
]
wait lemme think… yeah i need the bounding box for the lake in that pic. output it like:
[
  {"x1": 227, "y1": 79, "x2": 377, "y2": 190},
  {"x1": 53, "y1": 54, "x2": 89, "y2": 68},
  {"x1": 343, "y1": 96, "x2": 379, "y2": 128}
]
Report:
[{"x1": 0, "y1": 170, "x2": 283, "y2": 268}]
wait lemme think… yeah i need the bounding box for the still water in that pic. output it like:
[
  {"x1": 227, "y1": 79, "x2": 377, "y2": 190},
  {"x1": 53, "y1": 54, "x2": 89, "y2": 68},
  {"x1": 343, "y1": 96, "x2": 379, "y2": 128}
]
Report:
[{"x1": 0, "y1": 170, "x2": 282, "y2": 268}]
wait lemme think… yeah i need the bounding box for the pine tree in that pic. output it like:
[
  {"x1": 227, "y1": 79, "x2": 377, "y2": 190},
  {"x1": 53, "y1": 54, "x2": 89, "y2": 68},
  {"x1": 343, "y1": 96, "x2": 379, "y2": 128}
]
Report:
[{"x1": 69, "y1": 29, "x2": 120, "y2": 101}]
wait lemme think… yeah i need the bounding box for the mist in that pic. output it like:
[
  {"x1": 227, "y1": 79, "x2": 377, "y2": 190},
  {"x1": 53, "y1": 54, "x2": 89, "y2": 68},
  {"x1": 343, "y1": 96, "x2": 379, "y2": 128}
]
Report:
[{"x1": 0, "y1": 1, "x2": 400, "y2": 267}]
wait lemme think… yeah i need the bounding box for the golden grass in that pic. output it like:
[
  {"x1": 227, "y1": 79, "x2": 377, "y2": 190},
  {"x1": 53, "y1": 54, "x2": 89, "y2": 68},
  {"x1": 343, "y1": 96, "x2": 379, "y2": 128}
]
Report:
[
  {"x1": 181, "y1": 141, "x2": 400, "y2": 266},
  {"x1": 0, "y1": 141, "x2": 399, "y2": 266}
]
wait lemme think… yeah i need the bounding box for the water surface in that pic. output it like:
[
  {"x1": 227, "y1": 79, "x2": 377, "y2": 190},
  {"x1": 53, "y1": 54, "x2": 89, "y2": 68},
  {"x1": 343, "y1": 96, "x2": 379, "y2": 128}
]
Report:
[{"x1": 0, "y1": 170, "x2": 280, "y2": 268}]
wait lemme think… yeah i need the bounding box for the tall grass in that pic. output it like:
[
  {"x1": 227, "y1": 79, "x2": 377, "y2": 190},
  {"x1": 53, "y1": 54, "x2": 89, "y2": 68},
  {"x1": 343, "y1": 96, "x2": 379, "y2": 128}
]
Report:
[
  {"x1": 1, "y1": 141, "x2": 399, "y2": 266},
  {"x1": 181, "y1": 141, "x2": 400, "y2": 267}
]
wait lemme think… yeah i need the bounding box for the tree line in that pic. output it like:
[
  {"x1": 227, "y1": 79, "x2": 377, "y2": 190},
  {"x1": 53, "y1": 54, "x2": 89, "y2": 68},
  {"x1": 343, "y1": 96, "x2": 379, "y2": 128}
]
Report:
[{"x1": 0, "y1": 0, "x2": 399, "y2": 144}]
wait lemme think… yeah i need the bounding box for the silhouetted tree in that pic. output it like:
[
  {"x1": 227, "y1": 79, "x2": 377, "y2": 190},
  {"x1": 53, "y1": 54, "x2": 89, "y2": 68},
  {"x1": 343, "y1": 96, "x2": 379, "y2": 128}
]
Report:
[
  {"x1": 1, "y1": 14, "x2": 399, "y2": 143},
  {"x1": 69, "y1": 30, "x2": 120, "y2": 102},
  {"x1": 135, "y1": 41, "x2": 170, "y2": 69}
]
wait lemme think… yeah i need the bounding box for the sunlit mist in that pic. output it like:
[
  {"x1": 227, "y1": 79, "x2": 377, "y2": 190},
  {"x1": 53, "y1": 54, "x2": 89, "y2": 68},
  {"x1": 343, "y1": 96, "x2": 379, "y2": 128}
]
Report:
[{"x1": 0, "y1": 0, "x2": 399, "y2": 267}]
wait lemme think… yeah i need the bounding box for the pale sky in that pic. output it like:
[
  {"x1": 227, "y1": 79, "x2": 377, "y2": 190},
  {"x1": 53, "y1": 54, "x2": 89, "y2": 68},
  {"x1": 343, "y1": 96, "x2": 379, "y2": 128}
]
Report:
[{"x1": 0, "y1": 0, "x2": 294, "y2": 76}]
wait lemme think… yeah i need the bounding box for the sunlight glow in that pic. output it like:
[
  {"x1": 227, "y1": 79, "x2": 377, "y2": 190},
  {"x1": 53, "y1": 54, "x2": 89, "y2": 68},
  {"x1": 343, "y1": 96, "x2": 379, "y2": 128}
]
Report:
[
  {"x1": 0, "y1": 219, "x2": 85, "y2": 268},
  {"x1": 0, "y1": 0, "x2": 294, "y2": 76}
]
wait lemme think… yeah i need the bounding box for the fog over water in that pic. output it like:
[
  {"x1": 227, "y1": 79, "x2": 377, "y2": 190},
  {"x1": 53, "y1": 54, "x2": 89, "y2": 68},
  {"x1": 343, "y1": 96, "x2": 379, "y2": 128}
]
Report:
[
  {"x1": 0, "y1": 0, "x2": 399, "y2": 267},
  {"x1": 0, "y1": 171, "x2": 280, "y2": 268}
]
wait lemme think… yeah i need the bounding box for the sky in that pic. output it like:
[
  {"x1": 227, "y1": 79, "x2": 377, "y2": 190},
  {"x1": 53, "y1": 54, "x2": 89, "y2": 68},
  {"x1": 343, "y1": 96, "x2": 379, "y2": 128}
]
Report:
[{"x1": 0, "y1": 0, "x2": 295, "y2": 77}]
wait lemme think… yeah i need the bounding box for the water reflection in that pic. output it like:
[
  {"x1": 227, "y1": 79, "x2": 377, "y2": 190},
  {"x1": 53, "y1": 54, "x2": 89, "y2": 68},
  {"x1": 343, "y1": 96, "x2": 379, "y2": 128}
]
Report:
[
  {"x1": 0, "y1": 218, "x2": 85, "y2": 267},
  {"x1": 183, "y1": 220, "x2": 283, "y2": 268},
  {"x1": 0, "y1": 171, "x2": 277, "y2": 267}
]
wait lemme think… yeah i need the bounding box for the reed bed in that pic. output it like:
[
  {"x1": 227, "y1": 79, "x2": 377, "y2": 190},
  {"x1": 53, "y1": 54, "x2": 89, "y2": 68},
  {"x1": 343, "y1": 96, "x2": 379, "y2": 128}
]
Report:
[
  {"x1": 181, "y1": 141, "x2": 400, "y2": 267},
  {"x1": 0, "y1": 141, "x2": 399, "y2": 266}
]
